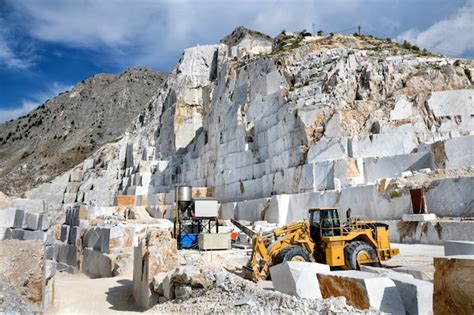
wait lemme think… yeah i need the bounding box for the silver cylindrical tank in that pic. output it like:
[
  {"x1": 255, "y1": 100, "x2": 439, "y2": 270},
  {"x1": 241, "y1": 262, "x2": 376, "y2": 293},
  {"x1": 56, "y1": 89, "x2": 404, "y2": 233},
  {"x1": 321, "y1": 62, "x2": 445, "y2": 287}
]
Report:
[{"x1": 175, "y1": 185, "x2": 192, "y2": 202}]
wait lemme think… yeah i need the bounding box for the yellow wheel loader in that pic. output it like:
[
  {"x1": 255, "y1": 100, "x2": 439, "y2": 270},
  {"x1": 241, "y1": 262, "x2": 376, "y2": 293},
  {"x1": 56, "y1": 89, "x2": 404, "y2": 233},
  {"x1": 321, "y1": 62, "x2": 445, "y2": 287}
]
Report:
[{"x1": 234, "y1": 208, "x2": 399, "y2": 282}]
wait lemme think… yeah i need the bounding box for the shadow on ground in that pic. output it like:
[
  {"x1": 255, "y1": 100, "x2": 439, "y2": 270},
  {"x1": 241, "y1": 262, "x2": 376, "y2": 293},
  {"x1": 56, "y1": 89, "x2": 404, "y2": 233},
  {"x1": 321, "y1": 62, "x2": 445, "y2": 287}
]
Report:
[{"x1": 106, "y1": 279, "x2": 141, "y2": 312}]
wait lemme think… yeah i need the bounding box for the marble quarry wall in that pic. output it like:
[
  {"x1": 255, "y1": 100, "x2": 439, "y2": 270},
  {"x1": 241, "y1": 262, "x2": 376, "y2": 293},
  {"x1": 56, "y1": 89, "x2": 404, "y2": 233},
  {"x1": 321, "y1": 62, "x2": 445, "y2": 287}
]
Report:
[{"x1": 24, "y1": 36, "x2": 474, "y2": 231}]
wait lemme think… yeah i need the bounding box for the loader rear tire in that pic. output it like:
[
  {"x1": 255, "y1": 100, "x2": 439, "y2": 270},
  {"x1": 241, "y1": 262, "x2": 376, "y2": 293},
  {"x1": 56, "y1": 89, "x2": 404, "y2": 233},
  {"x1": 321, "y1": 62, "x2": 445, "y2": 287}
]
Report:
[
  {"x1": 344, "y1": 241, "x2": 377, "y2": 270},
  {"x1": 274, "y1": 246, "x2": 311, "y2": 264}
]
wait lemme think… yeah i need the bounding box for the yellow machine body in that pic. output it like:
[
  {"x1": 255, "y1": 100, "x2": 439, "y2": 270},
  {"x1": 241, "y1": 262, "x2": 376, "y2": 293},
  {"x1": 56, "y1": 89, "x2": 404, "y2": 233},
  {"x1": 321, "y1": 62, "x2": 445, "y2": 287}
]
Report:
[{"x1": 243, "y1": 208, "x2": 400, "y2": 282}]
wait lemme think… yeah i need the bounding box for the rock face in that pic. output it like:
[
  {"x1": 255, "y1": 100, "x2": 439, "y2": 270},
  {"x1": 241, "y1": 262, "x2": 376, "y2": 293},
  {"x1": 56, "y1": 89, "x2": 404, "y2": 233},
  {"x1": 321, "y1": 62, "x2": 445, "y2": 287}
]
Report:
[
  {"x1": 7, "y1": 30, "x2": 474, "y2": 231},
  {"x1": 0, "y1": 67, "x2": 167, "y2": 196},
  {"x1": 433, "y1": 255, "x2": 474, "y2": 315}
]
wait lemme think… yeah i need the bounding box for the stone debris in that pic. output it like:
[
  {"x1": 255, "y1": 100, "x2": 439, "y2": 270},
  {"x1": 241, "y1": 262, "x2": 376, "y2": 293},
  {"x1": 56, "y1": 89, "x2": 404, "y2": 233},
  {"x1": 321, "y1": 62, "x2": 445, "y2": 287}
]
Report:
[
  {"x1": 0, "y1": 240, "x2": 53, "y2": 311},
  {"x1": 0, "y1": 274, "x2": 34, "y2": 314},
  {"x1": 150, "y1": 268, "x2": 367, "y2": 314},
  {"x1": 270, "y1": 261, "x2": 330, "y2": 299},
  {"x1": 433, "y1": 255, "x2": 474, "y2": 315},
  {"x1": 0, "y1": 192, "x2": 13, "y2": 208}
]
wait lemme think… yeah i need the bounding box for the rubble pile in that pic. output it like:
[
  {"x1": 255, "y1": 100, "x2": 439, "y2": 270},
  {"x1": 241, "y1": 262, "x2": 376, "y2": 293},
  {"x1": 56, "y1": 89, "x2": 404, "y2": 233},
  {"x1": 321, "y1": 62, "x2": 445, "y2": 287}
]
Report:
[{"x1": 151, "y1": 269, "x2": 366, "y2": 314}]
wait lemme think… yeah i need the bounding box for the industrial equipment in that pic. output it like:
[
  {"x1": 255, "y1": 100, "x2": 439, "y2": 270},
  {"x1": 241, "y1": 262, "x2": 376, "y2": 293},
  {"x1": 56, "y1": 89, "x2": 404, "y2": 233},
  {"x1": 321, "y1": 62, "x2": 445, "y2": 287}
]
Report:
[
  {"x1": 173, "y1": 185, "x2": 219, "y2": 249},
  {"x1": 239, "y1": 208, "x2": 400, "y2": 282}
]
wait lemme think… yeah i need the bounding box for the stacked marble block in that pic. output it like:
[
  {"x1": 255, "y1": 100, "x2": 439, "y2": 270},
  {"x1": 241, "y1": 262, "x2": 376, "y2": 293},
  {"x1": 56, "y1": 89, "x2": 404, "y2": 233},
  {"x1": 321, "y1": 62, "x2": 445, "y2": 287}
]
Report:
[
  {"x1": 122, "y1": 158, "x2": 171, "y2": 196},
  {"x1": 0, "y1": 198, "x2": 54, "y2": 243},
  {"x1": 62, "y1": 169, "x2": 83, "y2": 204},
  {"x1": 0, "y1": 199, "x2": 57, "y2": 311},
  {"x1": 82, "y1": 223, "x2": 135, "y2": 278},
  {"x1": 54, "y1": 206, "x2": 83, "y2": 271}
]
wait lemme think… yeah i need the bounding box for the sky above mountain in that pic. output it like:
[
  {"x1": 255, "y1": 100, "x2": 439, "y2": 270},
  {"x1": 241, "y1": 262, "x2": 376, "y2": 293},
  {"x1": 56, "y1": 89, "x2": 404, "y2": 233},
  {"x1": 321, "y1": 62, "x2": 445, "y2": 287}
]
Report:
[{"x1": 1, "y1": 0, "x2": 473, "y2": 122}]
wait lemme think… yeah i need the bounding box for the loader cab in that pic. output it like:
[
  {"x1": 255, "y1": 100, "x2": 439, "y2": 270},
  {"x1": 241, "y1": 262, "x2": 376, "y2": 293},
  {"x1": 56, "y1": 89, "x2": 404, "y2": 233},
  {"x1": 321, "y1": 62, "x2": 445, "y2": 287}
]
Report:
[{"x1": 309, "y1": 208, "x2": 342, "y2": 241}]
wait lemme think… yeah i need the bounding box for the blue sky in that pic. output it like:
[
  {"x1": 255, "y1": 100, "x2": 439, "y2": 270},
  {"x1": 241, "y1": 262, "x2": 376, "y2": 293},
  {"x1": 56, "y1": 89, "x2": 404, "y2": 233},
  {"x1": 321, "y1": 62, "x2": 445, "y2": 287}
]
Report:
[{"x1": 1, "y1": 0, "x2": 473, "y2": 122}]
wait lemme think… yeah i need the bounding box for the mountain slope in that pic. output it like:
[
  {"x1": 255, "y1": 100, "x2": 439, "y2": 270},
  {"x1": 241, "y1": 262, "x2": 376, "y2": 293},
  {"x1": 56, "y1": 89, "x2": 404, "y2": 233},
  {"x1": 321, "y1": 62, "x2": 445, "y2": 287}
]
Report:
[{"x1": 0, "y1": 67, "x2": 167, "y2": 195}]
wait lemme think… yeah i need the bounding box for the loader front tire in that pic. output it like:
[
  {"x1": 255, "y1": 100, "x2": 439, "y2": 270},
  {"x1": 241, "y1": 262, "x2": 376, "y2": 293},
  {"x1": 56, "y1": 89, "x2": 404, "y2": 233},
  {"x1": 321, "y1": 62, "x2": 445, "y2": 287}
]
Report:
[
  {"x1": 344, "y1": 241, "x2": 377, "y2": 270},
  {"x1": 275, "y1": 246, "x2": 311, "y2": 264}
]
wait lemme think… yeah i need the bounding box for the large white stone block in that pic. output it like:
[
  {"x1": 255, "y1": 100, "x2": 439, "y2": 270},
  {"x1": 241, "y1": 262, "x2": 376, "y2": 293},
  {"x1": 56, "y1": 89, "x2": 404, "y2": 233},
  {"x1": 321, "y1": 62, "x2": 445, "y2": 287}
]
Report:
[
  {"x1": 393, "y1": 264, "x2": 434, "y2": 282},
  {"x1": 443, "y1": 135, "x2": 474, "y2": 169},
  {"x1": 390, "y1": 97, "x2": 414, "y2": 120},
  {"x1": 382, "y1": 272, "x2": 433, "y2": 315},
  {"x1": 317, "y1": 271, "x2": 405, "y2": 314},
  {"x1": 427, "y1": 89, "x2": 474, "y2": 117},
  {"x1": 11, "y1": 199, "x2": 46, "y2": 213},
  {"x1": 270, "y1": 261, "x2": 330, "y2": 299},
  {"x1": 444, "y1": 240, "x2": 474, "y2": 256},
  {"x1": 264, "y1": 194, "x2": 290, "y2": 226},
  {"x1": 0, "y1": 208, "x2": 24, "y2": 228},
  {"x1": 23, "y1": 212, "x2": 40, "y2": 230},
  {"x1": 82, "y1": 248, "x2": 113, "y2": 278},
  {"x1": 402, "y1": 213, "x2": 437, "y2": 222},
  {"x1": 0, "y1": 227, "x2": 11, "y2": 240},
  {"x1": 425, "y1": 176, "x2": 474, "y2": 217}
]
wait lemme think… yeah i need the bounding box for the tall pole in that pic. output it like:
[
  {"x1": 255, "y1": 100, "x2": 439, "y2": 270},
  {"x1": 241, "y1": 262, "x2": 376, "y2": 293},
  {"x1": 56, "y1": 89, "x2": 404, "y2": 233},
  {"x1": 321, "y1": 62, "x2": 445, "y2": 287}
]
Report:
[
  {"x1": 312, "y1": 23, "x2": 315, "y2": 36},
  {"x1": 358, "y1": 25, "x2": 361, "y2": 35}
]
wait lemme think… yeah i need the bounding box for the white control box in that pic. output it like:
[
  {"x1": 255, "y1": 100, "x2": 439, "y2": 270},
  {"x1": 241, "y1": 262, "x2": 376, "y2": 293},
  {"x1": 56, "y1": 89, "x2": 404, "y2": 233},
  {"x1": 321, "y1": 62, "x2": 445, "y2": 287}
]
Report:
[{"x1": 194, "y1": 199, "x2": 218, "y2": 217}]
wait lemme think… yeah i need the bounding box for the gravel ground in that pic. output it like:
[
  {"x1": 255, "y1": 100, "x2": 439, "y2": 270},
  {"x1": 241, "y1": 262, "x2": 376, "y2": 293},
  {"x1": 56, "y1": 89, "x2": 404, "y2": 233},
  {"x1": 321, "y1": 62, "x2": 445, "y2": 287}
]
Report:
[{"x1": 0, "y1": 274, "x2": 34, "y2": 315}]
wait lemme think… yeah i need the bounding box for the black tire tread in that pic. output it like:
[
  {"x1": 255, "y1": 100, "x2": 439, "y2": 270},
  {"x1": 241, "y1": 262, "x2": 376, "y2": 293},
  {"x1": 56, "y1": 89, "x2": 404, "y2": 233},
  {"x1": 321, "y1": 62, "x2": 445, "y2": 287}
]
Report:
[
  {"x1": 344, "y1": 241, "x2": 377, "y2": 270},
  {"x1": 274, "y1": 245, "x2": 311, "y2": 264}
]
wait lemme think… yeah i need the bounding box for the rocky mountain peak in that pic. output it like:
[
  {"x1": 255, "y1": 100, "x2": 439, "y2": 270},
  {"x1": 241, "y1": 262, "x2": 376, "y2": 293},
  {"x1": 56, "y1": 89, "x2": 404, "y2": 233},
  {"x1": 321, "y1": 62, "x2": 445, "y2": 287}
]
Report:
[
  {"x1": 220, "y1": 26, "x2": 272, "y2": 47},
  {"x1": 0, "y1": 68, "x2": 168, "y2": 195}
]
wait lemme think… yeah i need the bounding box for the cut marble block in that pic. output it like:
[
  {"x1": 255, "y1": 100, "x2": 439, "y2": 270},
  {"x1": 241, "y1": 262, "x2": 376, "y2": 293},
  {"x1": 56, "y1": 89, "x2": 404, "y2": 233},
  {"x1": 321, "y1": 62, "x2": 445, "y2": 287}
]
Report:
[
  {"x1": 0, "y1": 227, "x2": 11, "y2": 240},
  {"x1": 393, "y1": 264, "x2": 434, "y2": 282},
  {"x1": 11, "y1": 199, "x2": 46, "y2": 213},
  {"x1": 270, "y1": 261, "x2": 330, "y2": 299},
  {"x1": 58, "y1": 244, "x2": 77, "y2": 267},
  {"x1": 444, "y1": 240, "x2": 474, "y2": 256},
  {"x1": 23, "y1": 212, "x2": 40, "y2": 230},
  {"x1": 0, "y1": 208, "x2": 25, "y2": 228},
  {"x1": 82, "y1": 248, "x2": 113, "y2": 278},
  {"x1": 402, "y1": 214, "x2": 437, "y2": 222},
  {"x1": 317, "y1": 271, "x2": 405, "y2": 314},
  {"x1": 60, "y1": 225, "x2": 69, "y2": 242},
  {"x1": 433, "y1": 255, "x2": 474, "y2": 315},
  {"x1": 38, "y1": 214, "x2": 51, "y2": 231},
  {"x1": 382, "y1": 272, "x2": 433, "y2": 315}
]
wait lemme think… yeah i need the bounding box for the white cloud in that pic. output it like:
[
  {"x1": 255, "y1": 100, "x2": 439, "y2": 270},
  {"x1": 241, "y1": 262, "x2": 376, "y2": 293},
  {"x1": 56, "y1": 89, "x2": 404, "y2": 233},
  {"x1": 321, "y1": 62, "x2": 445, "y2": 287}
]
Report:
[
  {"x1": 3, "y1": 0, "x2": 473, "y2": 69},
  {"x1": 0, "y1": 18, "x2": 36, "y2": 69},
  {"x1": 0, "y1": 82, "x2": 71, "y2": 123},
  {"x1": 5, "y1": 0, "x2": 325, "y2": 68},
  {"x1": 400, "y1": 1, "x2": 474, "y2": 56}
]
